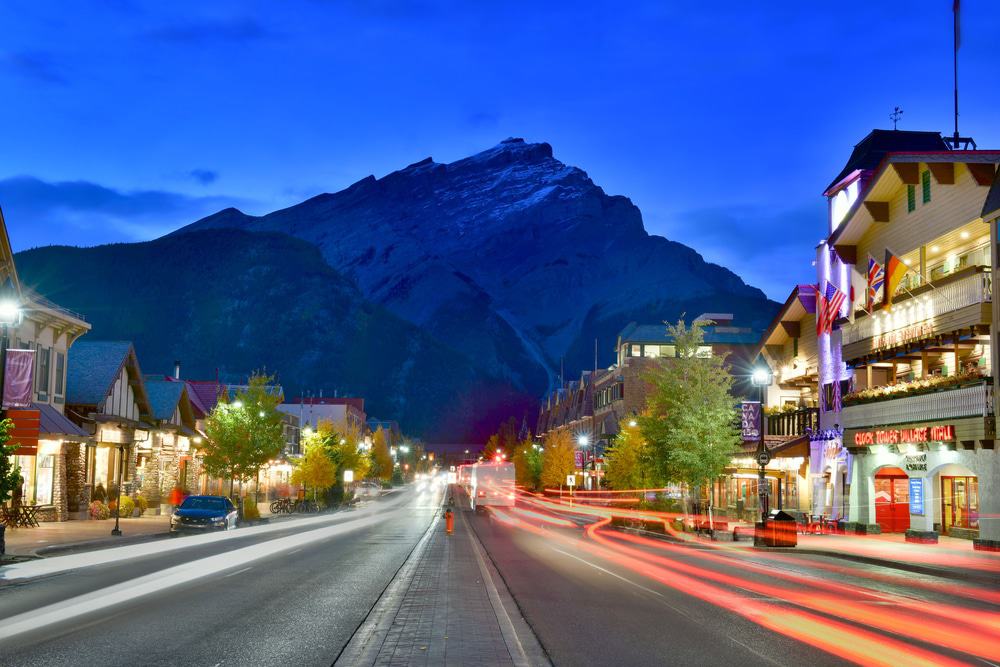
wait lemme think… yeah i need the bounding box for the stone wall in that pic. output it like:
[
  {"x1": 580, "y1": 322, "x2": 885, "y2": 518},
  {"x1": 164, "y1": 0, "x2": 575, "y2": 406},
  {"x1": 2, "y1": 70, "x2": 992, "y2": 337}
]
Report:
[{"x1": 64, "y1": 443, "x2": 89, "y2": 519}]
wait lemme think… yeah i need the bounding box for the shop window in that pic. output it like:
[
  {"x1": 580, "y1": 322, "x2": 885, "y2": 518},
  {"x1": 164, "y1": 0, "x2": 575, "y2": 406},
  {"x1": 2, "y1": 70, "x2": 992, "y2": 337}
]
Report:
[
  {"x1": 921, "y1": 170, "x2": 931, "y2": 204},
  {"x1": 36, "y1": 454, "x2": 54, "y2": 505},
  {"x1": 907, "y1": 184, "x2": 916, "y2": 212}
]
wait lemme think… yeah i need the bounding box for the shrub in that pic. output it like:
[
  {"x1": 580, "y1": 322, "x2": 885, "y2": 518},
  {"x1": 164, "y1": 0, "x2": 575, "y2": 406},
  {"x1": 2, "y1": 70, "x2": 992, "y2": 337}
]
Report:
[
  {"x1": 92, "y1": 484, "x2": 107, "y2": 502},
  {"x1": 242, "y1": 502, "x2": 260, "y2": 521},
  {"x1": 134, "y1": 495, "x2": 148, "y2": 516},
  {"x1": 89, "y1": 501, "x2": 111, "y2": 520},
  {"x1": 118, "y1": 496, "x2": 135, "y2": 518}
]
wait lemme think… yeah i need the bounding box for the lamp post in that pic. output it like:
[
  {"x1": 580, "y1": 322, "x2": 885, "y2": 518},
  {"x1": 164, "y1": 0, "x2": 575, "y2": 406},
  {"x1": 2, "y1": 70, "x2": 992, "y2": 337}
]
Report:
[
  {"x1": 111, "y1": 443, "x2": 126, "y2": 536},
  {"x1": 577, "y1": 434, "x2": 590, "y2": 490},
  {"x1": 750, "y1": 367, "x2": 773, "y2": 525}
]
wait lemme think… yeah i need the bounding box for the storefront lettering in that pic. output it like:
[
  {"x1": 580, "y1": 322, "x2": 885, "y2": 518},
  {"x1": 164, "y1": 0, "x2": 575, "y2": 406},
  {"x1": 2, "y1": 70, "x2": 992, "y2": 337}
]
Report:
[
  {"x1": 873, "y1": 322, "x2": 933, "y2": 352},
  {"x1": 853, "y1": 424, "x2": 955, "y2": 446},
  {"x1": 904, "y1": 453, "x2": 928, "y2": 471}
]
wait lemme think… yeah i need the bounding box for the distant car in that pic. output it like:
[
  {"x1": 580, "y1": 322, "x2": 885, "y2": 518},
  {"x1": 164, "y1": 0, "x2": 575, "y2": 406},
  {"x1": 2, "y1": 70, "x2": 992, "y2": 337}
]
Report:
[
  {"x1": 170, "y1": 495, "x2": 238, "y2": 534},
  {"x1": 354, "y1": 481, "x2": 382, "y2": 499}
]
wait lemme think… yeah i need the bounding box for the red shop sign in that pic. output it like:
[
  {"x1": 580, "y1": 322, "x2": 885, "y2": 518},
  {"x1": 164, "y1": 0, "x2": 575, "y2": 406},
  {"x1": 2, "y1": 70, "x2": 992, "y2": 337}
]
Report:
[{"x1": 853, "y1": 424, "x2": 955, "y2": 446}]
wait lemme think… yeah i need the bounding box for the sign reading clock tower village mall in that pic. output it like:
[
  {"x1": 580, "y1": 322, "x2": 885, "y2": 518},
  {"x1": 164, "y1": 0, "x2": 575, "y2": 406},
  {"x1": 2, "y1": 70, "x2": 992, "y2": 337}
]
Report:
[{"x1": 852, "y1": 424, "x2": 956, "y2": 446}]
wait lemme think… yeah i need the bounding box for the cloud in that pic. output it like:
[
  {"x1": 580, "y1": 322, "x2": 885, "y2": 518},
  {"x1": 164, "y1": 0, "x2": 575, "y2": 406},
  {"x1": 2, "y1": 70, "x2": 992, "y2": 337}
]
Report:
[
  {"x1": 0, "y1": 175, "x2": 255, "y2": 250},
  {"x1": 2, "y1": 51, "x2": 67, "y2": 85},
  {"x1": 188, "y1": 169, "x2": 219, "y2": 185},
  {"x1": 147, "y1": 17, "x2": 275, "y2": 44}
]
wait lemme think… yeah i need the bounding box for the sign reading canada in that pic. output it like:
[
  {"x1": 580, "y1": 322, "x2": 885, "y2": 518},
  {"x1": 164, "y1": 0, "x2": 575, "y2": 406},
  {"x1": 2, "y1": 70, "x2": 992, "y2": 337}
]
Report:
[{"x1": 853, "y1": 424, "x2": 955, "y2": 446}]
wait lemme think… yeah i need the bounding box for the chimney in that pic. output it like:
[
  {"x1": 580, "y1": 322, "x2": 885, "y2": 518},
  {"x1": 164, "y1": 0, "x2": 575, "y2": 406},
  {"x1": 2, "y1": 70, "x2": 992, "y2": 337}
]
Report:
[{"x1": 174, "y1": 360, "x2": 181, "y2": 379}]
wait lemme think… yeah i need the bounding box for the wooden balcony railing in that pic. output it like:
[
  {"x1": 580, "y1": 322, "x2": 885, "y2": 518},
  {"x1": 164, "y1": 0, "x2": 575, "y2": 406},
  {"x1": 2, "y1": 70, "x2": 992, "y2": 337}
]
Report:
[{"x1": 766, "y1": 407, "x2": 819, "y2": 437}]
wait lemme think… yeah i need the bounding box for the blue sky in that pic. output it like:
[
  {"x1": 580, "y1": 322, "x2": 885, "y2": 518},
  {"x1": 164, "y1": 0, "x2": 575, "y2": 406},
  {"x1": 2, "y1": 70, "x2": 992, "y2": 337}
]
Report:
[{"x1": 1, "y1": 1, "x2": 997, "y2": 299}]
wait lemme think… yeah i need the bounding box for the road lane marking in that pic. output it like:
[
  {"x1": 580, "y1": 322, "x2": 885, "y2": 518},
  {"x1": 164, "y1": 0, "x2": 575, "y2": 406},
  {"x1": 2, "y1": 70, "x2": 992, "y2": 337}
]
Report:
[
  {"x1": 224, "y1": 566, "x2": 253, "y2": 578},
  {"x1": 0, "y1": 491, "x2": 444, "y2": 643},
  {"x1": 0, "y1": 490, "x2": 417, "y2": 583},
  {"x1": 552, "y1": 548, "x2": 665, "y2": 598}
]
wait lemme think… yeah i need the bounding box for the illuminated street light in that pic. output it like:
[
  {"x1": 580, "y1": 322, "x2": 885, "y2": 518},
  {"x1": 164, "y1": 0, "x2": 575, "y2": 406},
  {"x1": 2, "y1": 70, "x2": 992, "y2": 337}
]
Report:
[
  {"x1": 232, "y1": 400, "x2": 244, "y2": 409},
  {"x1": 628, "y1": 420, "x2": 637, "y2": 428},
  {"x1": 577, "y1": 435, "x2": 589, "y2": 447},
  {"x1": 0, "y1": 299, "x2": 22, "y2": 326},
  {"x1": 751, "y1": 367, "x2": 773, "y2": 387}
]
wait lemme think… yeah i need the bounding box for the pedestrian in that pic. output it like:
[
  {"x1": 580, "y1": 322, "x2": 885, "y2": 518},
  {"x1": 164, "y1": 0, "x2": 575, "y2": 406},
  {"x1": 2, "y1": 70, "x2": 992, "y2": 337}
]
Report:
[{"x1": 169, "y1": 485, "x2": 183, "y2": 510}]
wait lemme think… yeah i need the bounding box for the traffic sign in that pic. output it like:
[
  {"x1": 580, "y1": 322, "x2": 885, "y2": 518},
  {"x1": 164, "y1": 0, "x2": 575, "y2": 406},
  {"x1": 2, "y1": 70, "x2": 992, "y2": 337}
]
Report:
[
  {"x1": 756, "y1": 450, "x2": 771, "y2": 467},
  {"x1": 566, "y1": 474, "x2": 576, "y2": 486}
]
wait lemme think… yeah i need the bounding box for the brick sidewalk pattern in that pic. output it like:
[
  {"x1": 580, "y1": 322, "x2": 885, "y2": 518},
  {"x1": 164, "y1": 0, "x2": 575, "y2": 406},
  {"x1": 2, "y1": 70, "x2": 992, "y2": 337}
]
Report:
[{"x1": 369, "y1": 510, "x2": 514, "y2": 666}]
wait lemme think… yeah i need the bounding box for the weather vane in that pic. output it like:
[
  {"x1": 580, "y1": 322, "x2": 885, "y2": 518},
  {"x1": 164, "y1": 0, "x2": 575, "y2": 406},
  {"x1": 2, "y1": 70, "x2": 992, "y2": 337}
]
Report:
[{"x1": 890, "y1": 106, "x2": 903, "y2": 130}]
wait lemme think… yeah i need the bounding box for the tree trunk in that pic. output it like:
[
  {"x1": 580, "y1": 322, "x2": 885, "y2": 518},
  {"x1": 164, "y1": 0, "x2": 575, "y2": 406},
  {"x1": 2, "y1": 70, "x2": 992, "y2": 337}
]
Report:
[{"x1": 707, "y1": 479, "x2": 715, "y2": 538}]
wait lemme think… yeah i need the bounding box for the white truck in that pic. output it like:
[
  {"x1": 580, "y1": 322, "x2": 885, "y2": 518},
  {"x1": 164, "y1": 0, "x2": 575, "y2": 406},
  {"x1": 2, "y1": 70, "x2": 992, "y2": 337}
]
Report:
[{"x1": 469, "y1": 462, "x2": 515, "y2": 510}]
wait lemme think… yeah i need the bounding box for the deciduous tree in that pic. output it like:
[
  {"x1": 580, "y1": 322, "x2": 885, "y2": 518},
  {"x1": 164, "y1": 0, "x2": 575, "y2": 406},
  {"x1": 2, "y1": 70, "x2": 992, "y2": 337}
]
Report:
[
  {"x1": 292, "y1": 442, "x2": 337, "y2": 501},
  {"x1": 539, "y1": 430, "x2": 575, "y2": 490},
  {"x1": 604, "y1": 417, "x2": 656, "y2": 490},
  {"x1": 639, "y1": 319, "x2": 740, "y2": 526},
  {"x1": 370, "y1": 426, "x2": 393, "y2": 481},
  {"x1": 512, "y1": 439, "x2": 543, "y2": 490}
]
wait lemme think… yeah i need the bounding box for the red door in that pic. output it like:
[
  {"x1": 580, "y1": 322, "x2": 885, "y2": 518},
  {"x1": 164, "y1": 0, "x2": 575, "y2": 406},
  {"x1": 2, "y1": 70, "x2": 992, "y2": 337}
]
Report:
[{"x1": 874, "y1": 471, "x2": 910, "y2": 533}]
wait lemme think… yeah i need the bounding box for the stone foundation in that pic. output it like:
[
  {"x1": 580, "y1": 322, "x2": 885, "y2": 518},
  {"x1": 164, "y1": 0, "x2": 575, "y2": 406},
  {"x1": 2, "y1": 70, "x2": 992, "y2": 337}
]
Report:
[{"x1": 904, "y1": 529, "x2": 939, "y2": 544}]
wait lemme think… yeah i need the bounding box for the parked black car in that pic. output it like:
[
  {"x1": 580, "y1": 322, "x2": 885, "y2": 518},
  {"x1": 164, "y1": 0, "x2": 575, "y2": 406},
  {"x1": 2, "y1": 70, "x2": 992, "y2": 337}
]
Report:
[{"x1": 170, "y1": 495, "x2": 238, "y2": 534}]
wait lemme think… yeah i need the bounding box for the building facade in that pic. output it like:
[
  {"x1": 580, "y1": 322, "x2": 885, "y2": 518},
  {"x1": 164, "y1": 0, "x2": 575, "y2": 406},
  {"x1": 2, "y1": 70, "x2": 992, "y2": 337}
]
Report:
[{"x1": 815, "y1": 129, "x2": 1000, "y2": 548}]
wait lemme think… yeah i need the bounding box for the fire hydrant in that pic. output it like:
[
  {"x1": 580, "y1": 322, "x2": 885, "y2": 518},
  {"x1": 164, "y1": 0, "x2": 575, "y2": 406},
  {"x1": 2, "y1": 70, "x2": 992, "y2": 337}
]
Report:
[{"x1": 445, "y1": 508, "x2": 454, "y2": 535}]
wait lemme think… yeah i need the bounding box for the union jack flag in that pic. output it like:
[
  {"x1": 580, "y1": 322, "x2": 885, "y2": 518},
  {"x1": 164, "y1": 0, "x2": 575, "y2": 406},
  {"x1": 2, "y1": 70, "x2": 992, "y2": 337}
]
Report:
[
  {"x1": 867, "y1": 255, "x2": 884, "y2": 309},
  {"x1": 816, "y1": 281, "x2": 847, "y2": 335}
]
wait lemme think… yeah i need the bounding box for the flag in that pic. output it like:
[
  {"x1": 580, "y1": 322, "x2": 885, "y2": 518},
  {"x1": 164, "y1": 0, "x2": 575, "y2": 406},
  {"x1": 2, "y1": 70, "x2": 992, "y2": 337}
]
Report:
[
  {"x1": 883, "y1": 249, "x2": 908, "y2": 308},
  {"x1": 867, "y1": 255, "x2": 884, "y2": 309},
  {"x1": 817, "y1": 281, "x2": 846, "y2": 335}
]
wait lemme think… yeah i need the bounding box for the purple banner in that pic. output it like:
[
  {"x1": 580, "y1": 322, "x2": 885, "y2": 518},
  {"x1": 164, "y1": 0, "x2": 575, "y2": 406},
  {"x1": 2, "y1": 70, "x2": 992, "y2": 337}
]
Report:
[
  {"x1": 574, "y1": 449, "x2": 584, "y2": 469},
  {"x1": 741, "y1": 401, "x2": 761, "y2": 440},
  {"x1": 3, "y1": 349, "x2": 35, "y2": 409}
]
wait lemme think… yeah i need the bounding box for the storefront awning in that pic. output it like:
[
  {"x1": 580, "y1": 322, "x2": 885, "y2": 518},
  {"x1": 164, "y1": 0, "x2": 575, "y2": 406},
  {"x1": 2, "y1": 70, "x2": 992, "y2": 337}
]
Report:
[{"x1": 34, "y1": 402, "x2": 89, "y2": 441}]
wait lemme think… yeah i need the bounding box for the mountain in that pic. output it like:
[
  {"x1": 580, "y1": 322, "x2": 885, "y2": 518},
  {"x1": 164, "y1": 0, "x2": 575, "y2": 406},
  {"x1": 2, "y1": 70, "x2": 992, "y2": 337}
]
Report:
[
  {"x1": 14, "y1": 229, "x2": 533, "y2": 440},
  {"x1": 178, "y1": 138, "x2": 778, "y2": 393}
]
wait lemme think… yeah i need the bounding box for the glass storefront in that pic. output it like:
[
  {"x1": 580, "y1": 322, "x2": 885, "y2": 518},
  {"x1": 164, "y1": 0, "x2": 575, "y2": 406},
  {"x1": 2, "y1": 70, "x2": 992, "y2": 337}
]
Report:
[{"x1": 941, "y1": 476, "x2": 979, "y2": 534}]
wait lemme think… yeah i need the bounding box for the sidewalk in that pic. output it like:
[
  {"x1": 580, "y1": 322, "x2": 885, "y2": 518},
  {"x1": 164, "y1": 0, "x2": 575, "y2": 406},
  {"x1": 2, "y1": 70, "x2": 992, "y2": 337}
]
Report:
[
  {"x1": 2, "y1": 515, "x2": 171, "y2": 558},
  {"x1": 2, "y1": 501, "x2": 282, "y2": 560},
  {"x1": 336, "y1": 496, "x2": 548, "y2": 667}
]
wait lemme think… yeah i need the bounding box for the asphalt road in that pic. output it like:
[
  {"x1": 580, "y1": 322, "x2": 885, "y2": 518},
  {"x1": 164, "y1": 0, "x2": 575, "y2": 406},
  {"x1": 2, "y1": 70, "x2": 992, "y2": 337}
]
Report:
[
  {"x1": 0, "y1": 484, "x2": 444, "y2": 667},
  {"x1": 469, "y1": 500, "x2": 1000, "y2": 667}
]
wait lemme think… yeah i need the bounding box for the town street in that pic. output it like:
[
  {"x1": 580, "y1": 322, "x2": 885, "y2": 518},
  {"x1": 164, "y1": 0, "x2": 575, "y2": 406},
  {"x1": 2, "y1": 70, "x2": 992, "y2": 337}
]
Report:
[
  {"x1": 0, "y1": 486, "x2": 443, "y2": 666},
  {"x1": 2, "y1": 482, "x2": 997, "y2": 666}
]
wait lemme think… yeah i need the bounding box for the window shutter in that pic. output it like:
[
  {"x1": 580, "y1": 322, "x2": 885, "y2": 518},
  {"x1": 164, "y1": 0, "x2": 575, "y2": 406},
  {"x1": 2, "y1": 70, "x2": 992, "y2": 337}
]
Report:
[
  {"x1": 921, "y1": 170, "x2": 931, "y2": 204},
  {"x1": 907, "y1": 184, "x2": 916, "y2": 212}
]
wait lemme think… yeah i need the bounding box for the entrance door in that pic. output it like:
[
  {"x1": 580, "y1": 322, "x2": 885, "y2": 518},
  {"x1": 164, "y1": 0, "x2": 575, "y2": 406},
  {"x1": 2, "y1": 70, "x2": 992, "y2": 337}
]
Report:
[{"x1": 874, "y1": 469, "x2": 910, "y2": 533}]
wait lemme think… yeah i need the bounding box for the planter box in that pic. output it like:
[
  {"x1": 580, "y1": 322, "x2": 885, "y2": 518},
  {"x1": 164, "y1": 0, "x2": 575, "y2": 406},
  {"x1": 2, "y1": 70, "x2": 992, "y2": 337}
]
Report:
[
  {"x1": 905, "y1": 529, "x2": 938, "y2": 544},
  {"x1": 855, "y1": 523, "x2": 881, "y2": 535},
  {"x1": 973, "y1": 538, "x2": 1000, "y2": 552}
]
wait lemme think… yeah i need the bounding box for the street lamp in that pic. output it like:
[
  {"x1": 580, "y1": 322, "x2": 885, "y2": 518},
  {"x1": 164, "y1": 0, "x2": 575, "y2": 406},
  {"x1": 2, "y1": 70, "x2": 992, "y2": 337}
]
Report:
[
  {"x1": 628, "y1": 419, "x2": 637, "y2": 428},
  {"x1": 750, "y1": 366, "x2": 773, "y2": 525}
]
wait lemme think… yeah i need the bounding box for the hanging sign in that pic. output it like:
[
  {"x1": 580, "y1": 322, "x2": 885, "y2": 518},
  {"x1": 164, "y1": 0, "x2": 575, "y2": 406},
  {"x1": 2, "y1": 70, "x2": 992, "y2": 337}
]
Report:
[
  {"x1": 909, "y1": 478, "x2": 924, "y2": 515},
  {"x1": 741, "y1": 402, "x2": 761, "y2": 440},
  {"x1": 3, "y1": 349, "x2": 35, "y2": 408}
]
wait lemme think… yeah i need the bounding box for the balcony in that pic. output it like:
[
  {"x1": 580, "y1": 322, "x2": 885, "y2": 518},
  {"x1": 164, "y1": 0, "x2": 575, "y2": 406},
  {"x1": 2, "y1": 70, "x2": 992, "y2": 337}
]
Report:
[
  {"x1": 766, "y1": 407, "x2": 819, "y2": 437},
  {"x1": 841, "y1": 380, "x2": 993, "y2": 429},
  {"x1": 841, "y1": 267, "x2": 991, "y2": 361}
]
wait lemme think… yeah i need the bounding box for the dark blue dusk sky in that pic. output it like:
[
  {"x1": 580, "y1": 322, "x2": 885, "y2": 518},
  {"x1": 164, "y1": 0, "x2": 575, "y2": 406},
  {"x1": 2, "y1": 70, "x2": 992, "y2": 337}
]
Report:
[{"x1": 1, "y1": 1, "x2": 997, "y2": 299}]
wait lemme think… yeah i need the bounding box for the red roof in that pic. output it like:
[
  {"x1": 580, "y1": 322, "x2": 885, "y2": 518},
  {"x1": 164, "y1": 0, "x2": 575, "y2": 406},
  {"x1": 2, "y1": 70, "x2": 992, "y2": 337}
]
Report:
[{"x1": 292, "y1": 397, "x2": 365, "y2": 411}]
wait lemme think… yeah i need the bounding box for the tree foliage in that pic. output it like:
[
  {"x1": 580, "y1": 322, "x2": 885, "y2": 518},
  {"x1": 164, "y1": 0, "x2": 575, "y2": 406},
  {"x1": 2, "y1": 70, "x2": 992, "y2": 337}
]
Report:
[
  {"x1": 0, "y1": 420, "x2": 21, "y2": 504},
  {"x1": 202, "y1": 373, "x2": 286, "y2": 486},
  {"x1": 306, "y1": 418, "x2": 371, "y2": 483},
  {"x1": 481, "y1": 433, "x2": 500, "y2": 461},
  {"x1": 638, "y1": 319, "x2": 740, "y2": 506},
  {"x1": 292, "y1": 442, "x2": 337, "y2": 499},
  {"x1": 370, "y1": 426, "x2": 393, "y2": 481},
  {"x1": 512, "y1": 439, "x2": 543, "y2": 490},
  {"x1": 539, "y1": 430, "x2": 575, "y2": 489},
  {"x1": 604, "y1": 416, "x2": 658, "y2": 490}
]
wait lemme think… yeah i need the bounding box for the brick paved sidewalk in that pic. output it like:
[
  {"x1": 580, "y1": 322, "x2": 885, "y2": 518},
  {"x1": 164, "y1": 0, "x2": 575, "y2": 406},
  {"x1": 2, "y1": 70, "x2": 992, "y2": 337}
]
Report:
[{"x1": 337, "y1": 497, "x2": 548, "y2": 667}]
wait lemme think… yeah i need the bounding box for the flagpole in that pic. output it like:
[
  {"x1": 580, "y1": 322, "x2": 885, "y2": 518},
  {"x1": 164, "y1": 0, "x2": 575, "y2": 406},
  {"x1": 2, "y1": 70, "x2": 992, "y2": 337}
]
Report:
[{"x1": 953, "y1": 0, "x2": 960, "y2": 145}]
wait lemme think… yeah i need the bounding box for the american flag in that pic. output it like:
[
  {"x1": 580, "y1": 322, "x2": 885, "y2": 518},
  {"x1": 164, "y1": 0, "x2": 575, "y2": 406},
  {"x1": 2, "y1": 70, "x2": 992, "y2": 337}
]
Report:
[
  {"x1": 816, "y1": 281, "x2": 847, "y2": 335},
  {"x1": 867, "y1": 255, "x2": 884, "y2": 309}
]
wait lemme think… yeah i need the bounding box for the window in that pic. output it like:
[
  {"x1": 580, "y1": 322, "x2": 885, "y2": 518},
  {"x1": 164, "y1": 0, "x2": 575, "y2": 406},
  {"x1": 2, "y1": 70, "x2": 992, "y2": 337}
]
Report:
[
  {"x1": 54, "y1": 351, "x2": 65, "y2": 396},
  {"x1": 921, "y1": 170, "x2": 931, "y2": 204},
  {"x1": 36, "y1": 455, "x2": 54, "y2": 505},
  {"x1": 660, "y1": 345, "x2": 676, "y2": 358},
  {"x1": 36, "y1": 347, "x2": 51, "y2": 397},
  {"x1": 696, "y1": 346, "x2": 712, "y2": 358},
  {"x1": 907, "y1": 184, "x2": 916, "y2": 212},
  {"x1": 942, "y1": 476, "x2": 979, "y2": 532}
]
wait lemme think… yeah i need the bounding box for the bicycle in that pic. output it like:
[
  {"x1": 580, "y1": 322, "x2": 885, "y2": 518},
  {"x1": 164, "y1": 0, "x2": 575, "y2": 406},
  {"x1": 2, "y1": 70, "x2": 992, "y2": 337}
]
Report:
[{"x1": 270, "y1": 498, "x2": 293, "y2": 514}]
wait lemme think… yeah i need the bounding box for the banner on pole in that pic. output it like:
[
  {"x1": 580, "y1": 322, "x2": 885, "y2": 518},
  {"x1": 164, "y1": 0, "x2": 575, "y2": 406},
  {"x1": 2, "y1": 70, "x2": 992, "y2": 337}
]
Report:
[
  {"x1": 3, "y1": 349, "x2": 35, "y2": 409},
  {"x1": 741, "y1": 401, "x2": 761, "y2": 440}
]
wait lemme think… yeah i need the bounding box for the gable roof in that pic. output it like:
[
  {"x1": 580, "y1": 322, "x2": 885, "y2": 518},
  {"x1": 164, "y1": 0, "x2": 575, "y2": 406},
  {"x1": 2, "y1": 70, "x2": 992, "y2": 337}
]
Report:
[
  {"x1": 66, "y1": 341, "x2": 136, "y2": 406},
  {"x1": 983, "y1": 169, "x2": 1000, "y2": 222},
  {"x1": 824, "y1": 129, "x2": 949, "y2": 195},
  {"x1": 144, "y1": 378, "x2": 188, "y2": 422}
]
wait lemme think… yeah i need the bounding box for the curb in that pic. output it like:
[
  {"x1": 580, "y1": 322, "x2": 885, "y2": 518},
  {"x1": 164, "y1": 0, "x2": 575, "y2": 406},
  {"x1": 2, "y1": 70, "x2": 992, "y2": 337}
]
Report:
[{"x1": 610, "y1": 525, "x2": 997, "y2": 585}]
